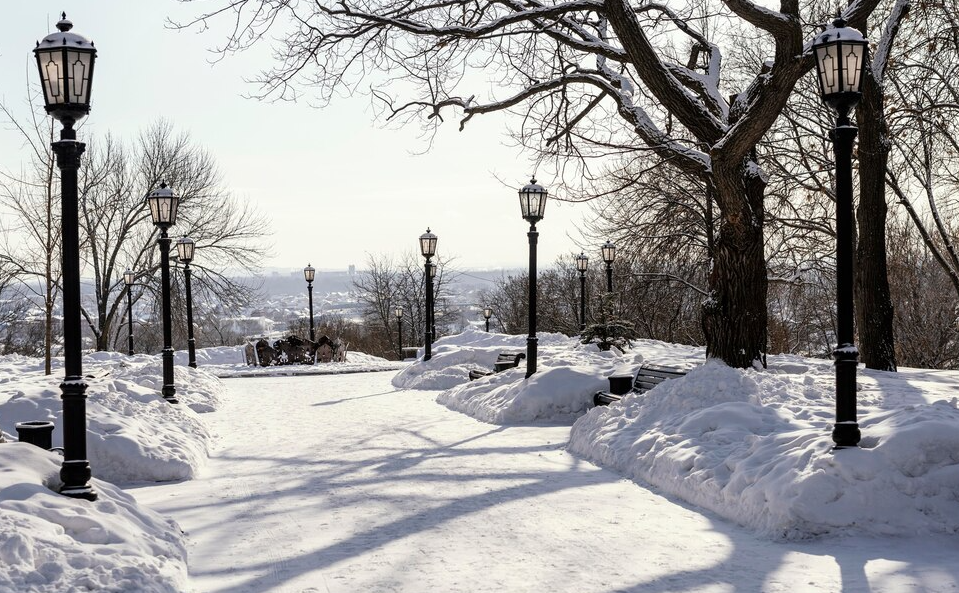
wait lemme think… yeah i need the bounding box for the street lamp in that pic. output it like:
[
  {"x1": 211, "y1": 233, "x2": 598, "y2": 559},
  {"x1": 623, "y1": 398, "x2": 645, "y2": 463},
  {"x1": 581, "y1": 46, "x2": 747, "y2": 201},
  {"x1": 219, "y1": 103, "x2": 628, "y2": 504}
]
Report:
[
  {"x1": 519, "y1": 178, "x2": 547, "y2": 378},
  {"x1": 146, "y1": 183, "x2": 179, "y2": 404},
  {"x1": 394, "y1": 306, "x2": 404, "y2": 359},
  {"x1": 304, "y1": 264, "x2": 316, "y2": 342},
  {"x1": 419, "y1": 228, "x2": 437, "y2": 361},
  {"x1": 812, "y1": 18, "x2": 868, "y2": 449},
  {"x1": 482, "y1": 306, "x2": 493, "y2": 333},
  {"x1": 576, "y1": 252, "x2": 589, "y2": 331},
  {"x1": 176, "y1": 237, "x2": 197, "y2": 368},
  {"x1": 34, "y1": 12, "x2": 98, "y2": 500},
  {"x1": 601, "y1": 240, "x2": 617, "y2": 293},
  {"x1": 123, "y1": 269, "x2": 135, "y2": 355}
]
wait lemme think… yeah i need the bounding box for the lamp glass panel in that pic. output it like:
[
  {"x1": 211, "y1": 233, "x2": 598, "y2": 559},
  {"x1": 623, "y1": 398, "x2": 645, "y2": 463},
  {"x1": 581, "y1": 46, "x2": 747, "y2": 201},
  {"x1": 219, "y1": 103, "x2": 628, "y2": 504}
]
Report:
[
  {"x1": 420, "y1": 235, "x2": 437, "y2": 258},
  {"x1": 304, "y1": 266, "x2": 315, "y2": 282},
  {"x1": 66, "y1": 50, "x2": 92, "y2": 103},
  {"x1": 815, "y1": 43, "x2": 840, "y2": 95},
  {"x1": 483, "y1": 308, "x2": 492, "y2": 319},
  {"x1": 123, "y1": 270, "x2": 134, "y2": 285},
  {"x1": 602, "y1": 243, "x2": 616, "y2": 263},
  {"x1": 38, "y1": 49, "x2": 66, "y2": 105},
  {"x1": 843, "y1": 43, "x2": 865, "y2": 91},
  {"x1": 177, "y1": 239, "x2": 195, "y2": 262},
  {"x1": 576, "y1": 254, "x2": 588, "y2": 272}
]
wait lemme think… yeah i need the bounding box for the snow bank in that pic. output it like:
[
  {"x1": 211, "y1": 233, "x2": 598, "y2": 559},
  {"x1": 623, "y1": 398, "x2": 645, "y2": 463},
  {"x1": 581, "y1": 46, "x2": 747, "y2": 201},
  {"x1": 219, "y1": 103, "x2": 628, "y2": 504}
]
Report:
[
  {"x1": 395, "y1": 328, "x2": 627, "y2": 422},
  {"x1": 0, "y1": 353, "x2": 222, "y2": 483},
  {"x1": 570, "y1": 359, "x2": 959, "y2": 539},
  {"x1": 393, "y1": 327, "x2": 593, "y2": 392},
  {"x1": 0, "y1": 443, "x2": 189, "y2": 593}
]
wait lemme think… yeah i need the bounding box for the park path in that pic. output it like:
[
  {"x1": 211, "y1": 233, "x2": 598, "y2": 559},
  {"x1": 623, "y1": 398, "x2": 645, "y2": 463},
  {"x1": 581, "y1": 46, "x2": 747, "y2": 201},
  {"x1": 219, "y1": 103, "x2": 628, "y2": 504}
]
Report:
[{"x1": 130, "y1": 372, "x2": 956, "y2": 593}]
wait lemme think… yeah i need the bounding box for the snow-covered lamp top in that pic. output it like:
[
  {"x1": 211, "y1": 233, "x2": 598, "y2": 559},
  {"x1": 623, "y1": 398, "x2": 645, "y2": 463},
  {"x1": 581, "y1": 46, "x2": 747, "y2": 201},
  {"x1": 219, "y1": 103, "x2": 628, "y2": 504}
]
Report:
[
  {"x1": 482, "y1": 307, "x2": 493, "y2": 320},
  {"x1": 34, "y1": 13, "x2": 96, "y2": 123},
  {"x1": 394, "y1": 307, "x2": 403, "y2": 319},
  {"x1": 812, "y1": 18, "x2": 868, "y2": 117},
  {"x1": 576, "y1": 252, "x2": 589, "y2": 273},
  {"x1": 601, "y1": 240, "x2": 617, "y2": 264},
  {"x1": 146, "y1": 183, "x2": 178, "y2": 229},
  {"x1": 304, "y1": 264, "x2": 316, "y2": 283},
  {"x1": 123, "y1": 269, "x2": 135, "y2": 286},
  {"x1": 419, "y1": 228, "x2": 437, "y2": 259},
  {"x1": 176, "y1": 237, "x2": 195, "y2": 263},
  {"x1": 519, "y1": 178, "x2": 547, "y2": 224}
]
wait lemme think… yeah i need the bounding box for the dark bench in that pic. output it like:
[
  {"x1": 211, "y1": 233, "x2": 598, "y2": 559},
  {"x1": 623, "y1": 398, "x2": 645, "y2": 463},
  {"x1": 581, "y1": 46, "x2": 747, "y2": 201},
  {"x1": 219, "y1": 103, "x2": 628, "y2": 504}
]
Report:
[
  {"x1": 468, "y1": 352, "x2": 527, "y2": 381},
  {"x1": 593, "y1": 364, "x2": 688, "y2": 406}
]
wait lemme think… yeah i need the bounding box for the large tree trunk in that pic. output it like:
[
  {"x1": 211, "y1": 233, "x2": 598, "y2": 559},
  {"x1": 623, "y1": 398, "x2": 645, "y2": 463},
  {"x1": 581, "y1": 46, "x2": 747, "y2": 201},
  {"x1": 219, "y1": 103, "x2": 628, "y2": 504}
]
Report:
[
  {"x1": 855, "y1": 69, "x2": 897, "y2": 371},
  {"x1": 702, "y1": 162, "x2": 768, "y2": 368}
]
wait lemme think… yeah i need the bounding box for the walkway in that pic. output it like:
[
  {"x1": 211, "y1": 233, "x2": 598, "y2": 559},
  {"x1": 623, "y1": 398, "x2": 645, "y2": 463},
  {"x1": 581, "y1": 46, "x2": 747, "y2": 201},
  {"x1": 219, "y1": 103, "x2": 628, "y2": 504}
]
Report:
[{"x1": 130, "y1": 372, "x2": 959, "y2": 593}]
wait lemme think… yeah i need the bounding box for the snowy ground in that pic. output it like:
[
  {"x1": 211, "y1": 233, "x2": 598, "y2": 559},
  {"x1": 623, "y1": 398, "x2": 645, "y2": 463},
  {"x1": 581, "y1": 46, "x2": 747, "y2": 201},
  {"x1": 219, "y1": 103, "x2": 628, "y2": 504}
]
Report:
[
  {"x1": 2, "y1": 333, "x2": 959, "y2": 591},
  {"x1": 131, "y1": 372, "x2": 959, "y2": 592}
]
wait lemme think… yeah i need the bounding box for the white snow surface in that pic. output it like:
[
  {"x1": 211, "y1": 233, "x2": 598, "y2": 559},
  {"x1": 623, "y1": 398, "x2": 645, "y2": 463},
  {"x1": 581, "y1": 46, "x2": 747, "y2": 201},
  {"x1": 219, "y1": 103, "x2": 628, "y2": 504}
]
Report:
[
  {"x1": 0, "y1": 443, "x2": 188, "y2": 593},
  {"x1": 3, "y1": 338, "x2": 959, "y2": 591},
  {"x1": 399, "y1": 331, "x2": 959, "y2": 539},
  {"x1": 0, "y1": 351, "x2": 222, "y2": 483}
]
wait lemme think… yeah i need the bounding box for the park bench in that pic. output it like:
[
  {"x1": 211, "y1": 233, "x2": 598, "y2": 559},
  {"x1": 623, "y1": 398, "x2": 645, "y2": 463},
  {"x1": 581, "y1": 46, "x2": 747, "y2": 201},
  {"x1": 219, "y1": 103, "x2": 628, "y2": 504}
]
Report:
[
  {"x1": 468, "y1": 352, "x2": 527, "y2": 381},
  {"x1": 593, "y1": 364, "x2": 688, "y2": 406}
]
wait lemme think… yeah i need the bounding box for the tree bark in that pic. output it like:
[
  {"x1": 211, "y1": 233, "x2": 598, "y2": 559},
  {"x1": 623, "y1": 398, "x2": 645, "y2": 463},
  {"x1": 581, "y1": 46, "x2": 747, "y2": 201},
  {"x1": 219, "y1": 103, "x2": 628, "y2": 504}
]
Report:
[
  {"x1": 702, "y1": 160, "x2": 768, "y2": 368},
  {"x1": 854, "y1": 62, "x2": 898, "y2": 371}
]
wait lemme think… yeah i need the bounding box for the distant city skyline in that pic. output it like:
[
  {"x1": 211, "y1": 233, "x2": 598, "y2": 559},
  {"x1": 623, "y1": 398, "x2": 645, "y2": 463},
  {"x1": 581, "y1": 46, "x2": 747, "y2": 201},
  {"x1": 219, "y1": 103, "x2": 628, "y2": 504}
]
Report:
[{"x1": 0, "y1": 1, "x2": 604, "y2": 273}]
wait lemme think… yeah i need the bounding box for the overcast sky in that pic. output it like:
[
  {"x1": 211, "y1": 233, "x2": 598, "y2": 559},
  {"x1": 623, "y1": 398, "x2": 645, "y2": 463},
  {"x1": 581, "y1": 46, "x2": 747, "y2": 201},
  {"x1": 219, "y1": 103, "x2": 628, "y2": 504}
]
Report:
[{"x1": 0, "y1": 1, "x2": 603, "y2": 274}]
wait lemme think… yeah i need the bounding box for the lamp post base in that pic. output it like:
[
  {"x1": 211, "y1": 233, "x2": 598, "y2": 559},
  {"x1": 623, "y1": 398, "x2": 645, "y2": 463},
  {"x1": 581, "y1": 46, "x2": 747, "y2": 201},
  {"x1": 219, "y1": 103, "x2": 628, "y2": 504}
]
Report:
[{"x1": 60, "y1": 460, "x2": 97, "y2": 501}]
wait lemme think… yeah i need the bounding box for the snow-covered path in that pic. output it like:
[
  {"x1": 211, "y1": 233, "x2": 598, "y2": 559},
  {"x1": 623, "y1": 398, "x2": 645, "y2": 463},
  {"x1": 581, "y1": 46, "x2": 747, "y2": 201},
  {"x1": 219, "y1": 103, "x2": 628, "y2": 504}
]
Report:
[{"x1": 130, "y1": 372, "x2": 959, "y2": 593}]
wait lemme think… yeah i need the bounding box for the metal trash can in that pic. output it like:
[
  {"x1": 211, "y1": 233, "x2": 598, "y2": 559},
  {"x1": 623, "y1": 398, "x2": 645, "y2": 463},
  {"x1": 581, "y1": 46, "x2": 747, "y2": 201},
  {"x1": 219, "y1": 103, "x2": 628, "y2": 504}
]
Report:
[
  {"x1": 607, "y1": 374, "x2": 635, "y2": 396},
  {"x1": 15, "y1": 421, "x2": 55, "y2": 450}
]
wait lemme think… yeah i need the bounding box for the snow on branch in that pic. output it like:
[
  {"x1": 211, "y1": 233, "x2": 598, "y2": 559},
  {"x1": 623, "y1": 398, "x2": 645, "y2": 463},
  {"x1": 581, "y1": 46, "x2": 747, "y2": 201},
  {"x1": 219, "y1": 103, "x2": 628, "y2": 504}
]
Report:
[
  {"x1": 721, "y1": 0, "x2": 792, "y2": 37},
  {"x1": 872, "y1": 0, "x2": 911, "y2": 85}
]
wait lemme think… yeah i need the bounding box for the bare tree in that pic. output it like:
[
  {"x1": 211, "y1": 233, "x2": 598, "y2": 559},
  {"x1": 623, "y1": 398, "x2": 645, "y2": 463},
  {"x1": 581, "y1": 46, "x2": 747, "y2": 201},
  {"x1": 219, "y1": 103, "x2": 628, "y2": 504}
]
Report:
[
  {"x1": 0, "y1": 91, "x2": 61, "y2": 373},
  {"x1": 77, "y1": 119, "x2": 270, "y2": 352},
  {"x1": 177, "y1": 0, "x2": 885, "y2": 368}
]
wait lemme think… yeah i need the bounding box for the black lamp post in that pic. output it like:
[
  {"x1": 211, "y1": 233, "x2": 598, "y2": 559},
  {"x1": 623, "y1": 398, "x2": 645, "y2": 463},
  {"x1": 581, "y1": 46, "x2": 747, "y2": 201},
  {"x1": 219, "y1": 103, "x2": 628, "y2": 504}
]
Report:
[
  {"x1": 304, "y1": 264, "x2": 316, "y2": 342},
  {"x1": 419, "y1": 228, "x2": 437, "y2": 361},
  {"x1": 146, "y1": 183, "x2": 180, "y2": 404},
  {"x1": 394, "y1": 306, "x2": 404, "y2": 359},
  {"x1": 429, "y1": 262, "x2": 437, "y2": 340},
  {"x1": 483, "y1": 306, "x2": 493, "y2": 332},
  {"x1": 812, "y1": 18, "x2": 868, "y2": 449},
  {"x1": 176, "y1": 237, "x2": 197, "y2": 368},
  {"x1": 601, "y1": 240, "x2": 616, "y2": 293},
  {"x1": 519, "y1": 178, "x2": 547, "y2": 378},
  {"x1": 123, "y1": 269, "x2": 135, "y2": 355},
  {"x1": 34, "y1": 13, "x2": 97, "y2": 500},
  {"x1": 576, "y1": 252, "x2": 589, "y2": 330}
]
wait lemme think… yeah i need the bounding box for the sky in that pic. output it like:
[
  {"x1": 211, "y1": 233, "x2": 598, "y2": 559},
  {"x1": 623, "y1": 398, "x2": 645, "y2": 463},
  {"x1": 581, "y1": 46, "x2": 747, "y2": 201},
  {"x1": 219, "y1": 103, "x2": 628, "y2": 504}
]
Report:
[{"x1": 0, "y1": 1, "x2": 598, "y2": 274}]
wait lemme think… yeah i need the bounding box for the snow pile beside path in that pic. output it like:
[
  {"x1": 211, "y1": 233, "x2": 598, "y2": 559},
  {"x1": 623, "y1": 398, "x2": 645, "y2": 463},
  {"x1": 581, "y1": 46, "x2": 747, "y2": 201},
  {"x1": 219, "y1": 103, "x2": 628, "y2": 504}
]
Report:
[
  {"x1": 0, "y1": 353, "x2": 221, "y2": 483},
  {"x1": 0, "y1": 443, "x2": 189, "y2": 593},
  {"x1": 570, "y1": 359, "x2": 959, "y2": 539},
  {"x1": 399, "y1": 328, "x2": 628, "y2": 422},
  {"x1": 393, "y1": 327, "x2": 586, "y2": 391}
]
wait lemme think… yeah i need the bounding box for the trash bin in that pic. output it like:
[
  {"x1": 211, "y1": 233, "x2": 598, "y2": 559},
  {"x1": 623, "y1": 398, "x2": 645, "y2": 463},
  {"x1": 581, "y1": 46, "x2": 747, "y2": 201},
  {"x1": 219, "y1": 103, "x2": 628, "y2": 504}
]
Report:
[
  {"x1": 15, "y1": 421, "x2": 55, "y2": 450},
  {"x1": 402, "y1": 347, "x2": 419, "y2": 361},
  {"x1": 607, "y1": 374, "x2": 635, "y2": 396}
]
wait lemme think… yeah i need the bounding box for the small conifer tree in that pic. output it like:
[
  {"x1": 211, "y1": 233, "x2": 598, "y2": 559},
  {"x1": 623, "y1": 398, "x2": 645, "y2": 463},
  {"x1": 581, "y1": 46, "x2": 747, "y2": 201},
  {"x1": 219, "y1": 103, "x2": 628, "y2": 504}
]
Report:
[{"x1": 580, "y1": 293, "x2": 635, "y2": 352}]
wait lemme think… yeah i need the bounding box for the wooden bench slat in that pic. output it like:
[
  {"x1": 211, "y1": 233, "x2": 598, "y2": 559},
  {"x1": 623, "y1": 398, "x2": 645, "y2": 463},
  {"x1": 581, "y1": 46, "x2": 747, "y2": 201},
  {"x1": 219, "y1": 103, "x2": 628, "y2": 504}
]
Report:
[
  {"x1": 469, "y1": 351, "x2": 526, "y2": 380},
  {"x1": 593, "y1": 364, "x2": 688, "y2": 406}
]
